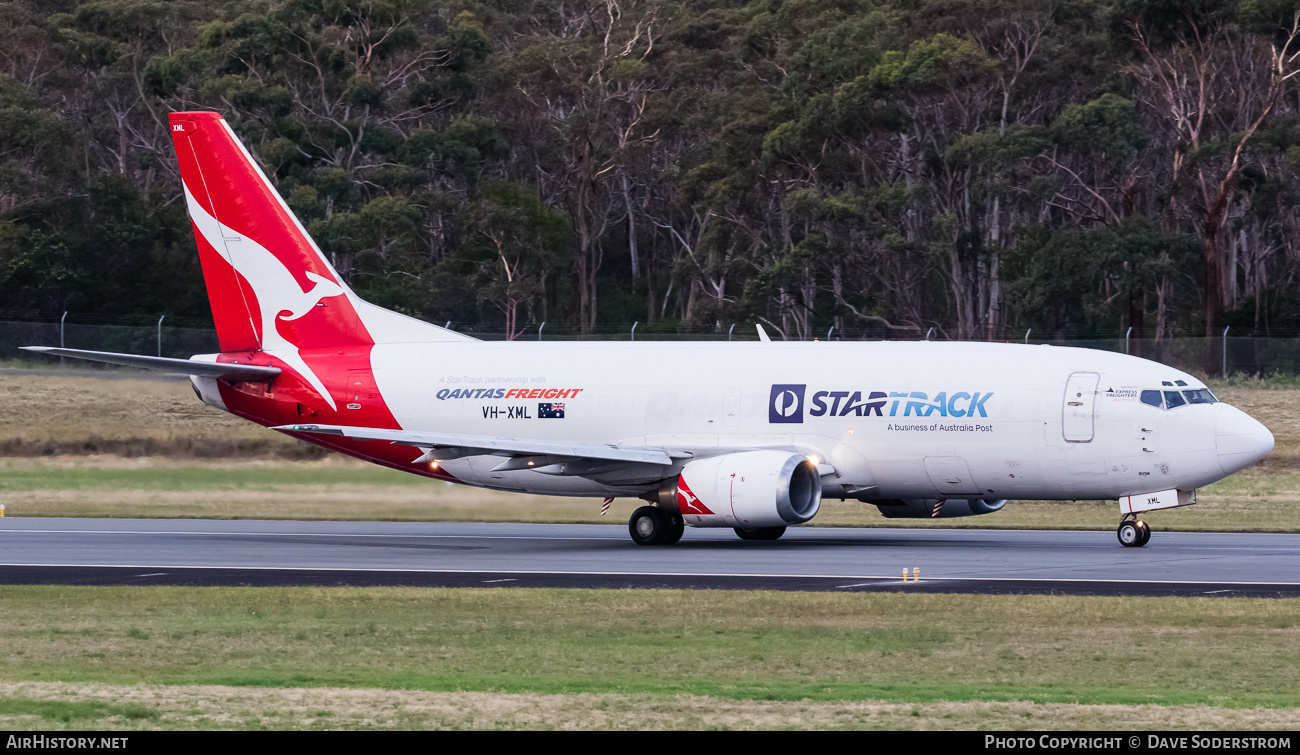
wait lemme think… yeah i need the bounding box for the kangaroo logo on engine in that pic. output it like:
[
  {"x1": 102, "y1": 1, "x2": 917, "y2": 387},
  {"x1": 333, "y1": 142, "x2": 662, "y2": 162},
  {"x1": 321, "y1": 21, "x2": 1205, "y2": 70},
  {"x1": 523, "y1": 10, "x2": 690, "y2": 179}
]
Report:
[{"x1": 769, "y1": 384, "x2": 806, "y2": 424}]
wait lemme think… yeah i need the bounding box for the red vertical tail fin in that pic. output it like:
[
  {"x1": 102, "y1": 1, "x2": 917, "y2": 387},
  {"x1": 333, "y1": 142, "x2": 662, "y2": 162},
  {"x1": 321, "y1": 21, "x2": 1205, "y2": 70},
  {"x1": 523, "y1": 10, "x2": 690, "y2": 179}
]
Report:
[
  {"x1": 168, "y1": 111, "x2": 470, "y2": 353},
  {"x1": 170, "y1": 112, "x2": 362, "y2": 353}
]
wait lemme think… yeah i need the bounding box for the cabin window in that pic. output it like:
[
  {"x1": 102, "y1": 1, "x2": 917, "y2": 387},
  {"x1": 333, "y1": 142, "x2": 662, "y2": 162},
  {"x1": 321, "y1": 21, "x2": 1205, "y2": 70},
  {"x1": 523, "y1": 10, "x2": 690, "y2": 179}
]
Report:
[
  {"x1": 1140, "y1": 390, "x2": 1164, "y2": 408},
  {"x1": 1163, "y1": 390, "x2": 1187, "y2": 409},
  {"x1": 1183, "y1": 389, "x2": 1217, "y2": 404}
]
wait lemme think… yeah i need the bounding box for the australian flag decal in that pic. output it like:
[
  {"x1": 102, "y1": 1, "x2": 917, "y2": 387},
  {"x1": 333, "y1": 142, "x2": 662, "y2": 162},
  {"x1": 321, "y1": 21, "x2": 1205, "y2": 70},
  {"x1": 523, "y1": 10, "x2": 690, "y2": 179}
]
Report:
[{"x1": 538, "y1": 402, "x2": 565, "y2": 419}]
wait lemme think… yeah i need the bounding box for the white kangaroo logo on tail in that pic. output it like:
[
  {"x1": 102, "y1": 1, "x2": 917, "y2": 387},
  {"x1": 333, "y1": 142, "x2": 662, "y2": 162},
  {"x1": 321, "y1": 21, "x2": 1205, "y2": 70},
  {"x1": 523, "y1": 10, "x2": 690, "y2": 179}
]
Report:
[
  {"x1": 183, "y1": 186, "x2": 347, "y2": 410},
  {"x1": 280, "y1": 272, "x2": 345, "y2": 321}
]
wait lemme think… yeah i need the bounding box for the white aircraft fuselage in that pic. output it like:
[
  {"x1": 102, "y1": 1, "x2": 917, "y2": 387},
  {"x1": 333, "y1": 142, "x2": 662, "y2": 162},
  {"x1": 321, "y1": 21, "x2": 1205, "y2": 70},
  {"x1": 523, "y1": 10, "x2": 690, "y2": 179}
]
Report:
[
  {"x1": 327, "y1": 340, "x2": 1271, "y2": 503},
  {"x1": 27, "y1": 111, "x2": 1276, "y2": 547}
]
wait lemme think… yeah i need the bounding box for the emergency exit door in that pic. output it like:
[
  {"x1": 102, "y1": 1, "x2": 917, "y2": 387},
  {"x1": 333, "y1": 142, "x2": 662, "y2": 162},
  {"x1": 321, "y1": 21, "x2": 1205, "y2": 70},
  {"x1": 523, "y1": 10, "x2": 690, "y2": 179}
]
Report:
[{"x1": 1063, "y1": 371, "x2": 1099, "y2": 442}]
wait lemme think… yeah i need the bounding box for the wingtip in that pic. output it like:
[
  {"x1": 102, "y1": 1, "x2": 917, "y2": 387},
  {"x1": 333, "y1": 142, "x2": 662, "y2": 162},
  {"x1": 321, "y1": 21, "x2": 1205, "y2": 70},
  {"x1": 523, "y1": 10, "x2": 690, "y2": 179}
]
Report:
[{"x1": 19, "y1": 346, "x2": 52, "y2": 352}]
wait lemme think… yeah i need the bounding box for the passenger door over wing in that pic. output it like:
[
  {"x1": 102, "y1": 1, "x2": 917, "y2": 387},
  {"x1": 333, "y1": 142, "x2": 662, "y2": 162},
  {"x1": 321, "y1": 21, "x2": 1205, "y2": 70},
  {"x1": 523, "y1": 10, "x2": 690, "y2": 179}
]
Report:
[{"x1": 1063, "y1": 371, "x2": 1100, "y2": 443}]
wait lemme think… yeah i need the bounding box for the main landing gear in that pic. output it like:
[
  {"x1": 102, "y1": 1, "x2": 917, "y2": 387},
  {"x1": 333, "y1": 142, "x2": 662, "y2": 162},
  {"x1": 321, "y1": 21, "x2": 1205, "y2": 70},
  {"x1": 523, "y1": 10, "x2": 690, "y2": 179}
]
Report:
[
  {"x1": 625, "y1": 507, "x2": 789, "y2": 545},
  {"x1": 1117, "y1": 513, "x2": 1151, "y2": 548},
  {"x1": 629, "y1": 506, "x2": 684, "y2": 546}
]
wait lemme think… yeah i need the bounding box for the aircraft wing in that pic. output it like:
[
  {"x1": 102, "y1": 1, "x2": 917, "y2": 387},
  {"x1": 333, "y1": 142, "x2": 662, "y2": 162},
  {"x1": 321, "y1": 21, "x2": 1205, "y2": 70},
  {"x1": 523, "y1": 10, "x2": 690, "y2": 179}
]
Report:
[
  {"x1": 275, "y1": 423, "x2": 675, "y2": 466},
  {"x1": 20, "y1": 347, "x2": 281, "y2": 380}
]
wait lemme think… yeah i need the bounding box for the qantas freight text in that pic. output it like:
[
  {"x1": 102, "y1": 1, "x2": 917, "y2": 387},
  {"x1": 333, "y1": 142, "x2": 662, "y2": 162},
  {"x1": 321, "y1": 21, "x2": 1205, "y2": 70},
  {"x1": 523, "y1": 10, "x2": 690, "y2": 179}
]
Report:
[{"x1": 436, "y1": 387, "x2": 585, "y2": 400}]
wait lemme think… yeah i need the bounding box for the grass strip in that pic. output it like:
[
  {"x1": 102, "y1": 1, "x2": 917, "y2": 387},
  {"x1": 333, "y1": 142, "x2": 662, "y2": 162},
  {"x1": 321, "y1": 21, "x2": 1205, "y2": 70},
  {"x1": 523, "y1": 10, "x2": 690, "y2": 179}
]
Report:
[
  {"x1": 0, "y1": 698, "x2": 159, "y2": 724},
  {"x1": 3, "y1": 682, "x2": 1299, "y2": 730},
  {"x1": 2, "y1": 586, "x2": 1298, "y2": 709}
]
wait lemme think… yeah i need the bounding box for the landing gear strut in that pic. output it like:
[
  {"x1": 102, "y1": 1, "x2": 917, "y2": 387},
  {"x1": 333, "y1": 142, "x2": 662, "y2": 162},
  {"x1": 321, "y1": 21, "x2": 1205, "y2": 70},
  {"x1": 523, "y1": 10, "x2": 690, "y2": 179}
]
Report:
[
  {"x1": 1117, "y1": 513, "x2": 1151, "y2": 548},
  {"x1": 629, "y1": 505, "x2": 684, "y2": 546}
]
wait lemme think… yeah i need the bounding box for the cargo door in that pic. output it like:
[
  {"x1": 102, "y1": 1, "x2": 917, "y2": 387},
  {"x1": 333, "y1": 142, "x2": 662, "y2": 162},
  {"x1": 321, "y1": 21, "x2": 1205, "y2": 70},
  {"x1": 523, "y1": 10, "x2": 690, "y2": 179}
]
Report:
[
  {"x1": 924, "y1": 456, "x2": 982, "y2": 496},
  {"x1": 341, "y1": 370, "x2": 378, "y2": 411},
  {"x1": 1063, "y1": 372, "x2": 1100, "y2": 443}
]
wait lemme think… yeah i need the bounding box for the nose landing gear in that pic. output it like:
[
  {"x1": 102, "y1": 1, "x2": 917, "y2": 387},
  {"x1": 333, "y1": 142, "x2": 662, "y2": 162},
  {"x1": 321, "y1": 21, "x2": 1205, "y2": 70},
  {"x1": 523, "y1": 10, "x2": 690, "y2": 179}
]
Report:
[{"x1": 1117, "y1": 514, "x2": 1151, "y2": 547}]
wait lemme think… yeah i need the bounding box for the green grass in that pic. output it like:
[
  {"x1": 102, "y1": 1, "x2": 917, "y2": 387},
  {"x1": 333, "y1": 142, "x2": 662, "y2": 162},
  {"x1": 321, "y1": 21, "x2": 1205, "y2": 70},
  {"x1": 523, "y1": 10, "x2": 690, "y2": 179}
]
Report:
[
  {"x1": 0, "y1": 462, "x2": 423, "y2": 492},
  {"x1": 0, "y1": 698, "x2": 159, "y2": 724},
  {"x1": 2, "y1": 586, "x2": 1299, "y2": 709}
]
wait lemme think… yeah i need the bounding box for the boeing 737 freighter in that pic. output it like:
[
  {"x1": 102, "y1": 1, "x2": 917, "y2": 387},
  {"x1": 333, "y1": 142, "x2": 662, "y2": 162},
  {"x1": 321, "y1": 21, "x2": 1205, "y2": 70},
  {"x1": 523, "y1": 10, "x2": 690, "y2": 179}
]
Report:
[{"x1": 24, "y1": 112, "x2": 1276, "y2": 547}]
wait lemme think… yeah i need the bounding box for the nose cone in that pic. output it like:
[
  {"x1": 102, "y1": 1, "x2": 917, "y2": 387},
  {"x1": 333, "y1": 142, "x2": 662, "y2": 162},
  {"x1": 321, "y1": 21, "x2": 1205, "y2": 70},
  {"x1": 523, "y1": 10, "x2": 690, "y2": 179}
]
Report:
[{"x1": 1217, "y1": 405, "x2": 1274, "y2": 475}]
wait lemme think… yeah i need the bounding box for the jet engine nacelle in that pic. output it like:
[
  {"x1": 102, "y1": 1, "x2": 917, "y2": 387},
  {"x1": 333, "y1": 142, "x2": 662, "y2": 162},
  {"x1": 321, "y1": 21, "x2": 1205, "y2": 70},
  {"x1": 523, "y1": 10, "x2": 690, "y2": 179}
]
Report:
[
  {"x1": 663, "y1": 450, "x2": 822, "y2": 528},
  {"x1": 874, "y1": 498, "x2": 1008, "y2": 518}
]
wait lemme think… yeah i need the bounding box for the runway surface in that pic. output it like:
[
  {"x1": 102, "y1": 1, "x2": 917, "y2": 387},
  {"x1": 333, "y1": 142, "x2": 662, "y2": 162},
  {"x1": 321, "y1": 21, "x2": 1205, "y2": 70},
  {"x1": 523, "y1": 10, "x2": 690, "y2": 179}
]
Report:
[{"x1": 2, "y1": 518, "x2": 1300, "y2": 597}]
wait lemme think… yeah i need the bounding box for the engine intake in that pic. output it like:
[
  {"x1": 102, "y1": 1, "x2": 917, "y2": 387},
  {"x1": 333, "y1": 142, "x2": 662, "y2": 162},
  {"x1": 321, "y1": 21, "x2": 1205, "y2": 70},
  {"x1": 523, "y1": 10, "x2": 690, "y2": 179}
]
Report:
[{"x1": 661, "y1": 451, "x2": 822, "y2": 528}]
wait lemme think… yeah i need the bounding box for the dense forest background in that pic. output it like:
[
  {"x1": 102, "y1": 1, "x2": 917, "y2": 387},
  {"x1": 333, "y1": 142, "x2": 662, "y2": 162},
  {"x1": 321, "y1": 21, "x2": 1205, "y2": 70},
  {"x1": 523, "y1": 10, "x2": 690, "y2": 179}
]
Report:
[{"x1": 8, "y1": 0, "x2": 1300, "y2": 340}]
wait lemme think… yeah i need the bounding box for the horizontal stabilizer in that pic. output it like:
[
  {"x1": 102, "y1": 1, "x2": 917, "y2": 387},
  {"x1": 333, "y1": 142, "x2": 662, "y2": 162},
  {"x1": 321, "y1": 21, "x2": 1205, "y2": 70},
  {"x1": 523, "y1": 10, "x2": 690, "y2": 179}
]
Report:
[
  {"x1": 21, "y1": 347, "x2": 281, "y2": 380},
  {"x1": 276, "y1": 423, "x2": 673, "y2": 466}
]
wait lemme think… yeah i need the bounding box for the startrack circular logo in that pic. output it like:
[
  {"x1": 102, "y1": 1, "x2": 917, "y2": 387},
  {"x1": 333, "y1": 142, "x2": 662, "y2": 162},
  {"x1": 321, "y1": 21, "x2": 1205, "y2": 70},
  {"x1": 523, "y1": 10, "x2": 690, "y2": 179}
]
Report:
[
  {"x1": 768, "y1": 384, "x2": 806, "y2": 423},
  {"x1": 774, "y1": 391, "x2": 799, "y2": 416}
]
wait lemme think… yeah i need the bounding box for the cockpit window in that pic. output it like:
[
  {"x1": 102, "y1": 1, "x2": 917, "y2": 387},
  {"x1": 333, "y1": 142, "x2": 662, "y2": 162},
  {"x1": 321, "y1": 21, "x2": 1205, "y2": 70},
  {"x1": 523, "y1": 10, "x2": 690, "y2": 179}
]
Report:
[
  {"x1": 1175, "y1": 380, "x2": 1187, "y2": 386},
  {"x1": 1142, "y1": 387, "x2": 1215, "y2": 409}
]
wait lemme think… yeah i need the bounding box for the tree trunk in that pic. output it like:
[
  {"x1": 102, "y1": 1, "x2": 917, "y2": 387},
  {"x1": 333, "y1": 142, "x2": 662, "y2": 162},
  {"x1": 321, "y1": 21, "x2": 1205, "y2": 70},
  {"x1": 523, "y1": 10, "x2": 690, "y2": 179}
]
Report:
[
  {"x1": 1128, "y1": 290, "x2": 1145, "y2": 358},
  {"x1": 575, "y1": 177, "x2": 592, "y2": 334},
  {"x1": 588, "y1": 240, "x2": 600, "y2": 332},
  {"x1": 645, "y1": 230, "x2": 657, "y2": 323},
  {"x1": 622, "y1": 174, "x2": 639, "y2": 280},
  {"x1": 986, "y1": 195, "x2": 1001, "y2": 341},
  {"x1": 1201, "y1": 170, "x2": 1236, "y2": 357},
  {"x1": 1203, "y1": 219, "x2": 1225, "y2": 341},
  {"x1": 1156, "y1": 275, "x2": 1170, "y2": 341}
]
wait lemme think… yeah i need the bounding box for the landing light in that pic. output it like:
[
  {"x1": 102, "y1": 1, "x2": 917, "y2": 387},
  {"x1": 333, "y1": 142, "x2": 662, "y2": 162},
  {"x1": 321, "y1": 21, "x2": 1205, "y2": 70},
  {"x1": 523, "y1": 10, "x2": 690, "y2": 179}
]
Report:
[{"x1": 807, "y1": 455, "x2": 820, "y2": 465}]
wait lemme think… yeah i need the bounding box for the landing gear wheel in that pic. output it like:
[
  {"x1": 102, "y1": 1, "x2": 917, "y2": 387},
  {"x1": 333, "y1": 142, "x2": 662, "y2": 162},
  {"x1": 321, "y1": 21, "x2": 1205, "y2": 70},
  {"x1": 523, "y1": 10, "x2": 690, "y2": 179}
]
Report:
[
  {"x1": 1135, "y1": 519, "x2": 1151, "y2": 546},
  {"x1": 662, "y1": 515, "x2": 685, "y2": 545},
  {"x1": 734, "y1": 526, "x2": 787, "y2": 541},
  {"x1": 629, "y1": 506, "x2": 675, "y2": 546},
  {"x1": 1118, "y1": 520, "x2": 1144, "y2": 547}
]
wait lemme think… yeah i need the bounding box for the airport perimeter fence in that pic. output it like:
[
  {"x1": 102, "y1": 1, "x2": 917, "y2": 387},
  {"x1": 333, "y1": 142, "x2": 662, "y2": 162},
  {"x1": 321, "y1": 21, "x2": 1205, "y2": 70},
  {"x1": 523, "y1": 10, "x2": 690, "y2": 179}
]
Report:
[{"x1": 3, "y1": 317, "x2": 1300, "y2": 378}]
